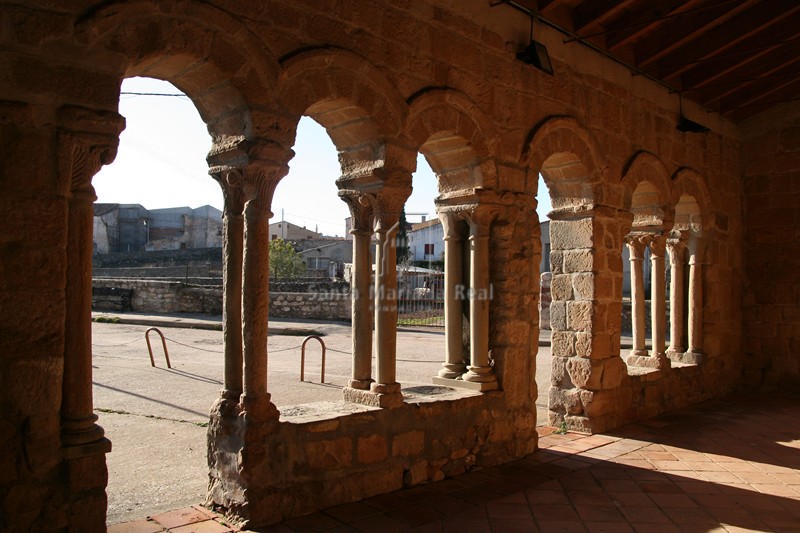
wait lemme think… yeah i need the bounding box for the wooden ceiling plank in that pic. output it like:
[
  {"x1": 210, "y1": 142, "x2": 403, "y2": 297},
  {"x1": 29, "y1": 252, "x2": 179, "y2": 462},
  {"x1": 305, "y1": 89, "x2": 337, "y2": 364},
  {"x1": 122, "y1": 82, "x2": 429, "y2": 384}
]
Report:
[
  {"x1": 701, "y1": 52, "x2": 800, "y2": 107},
  {"x1": 662, "y1": 4, "x2": 800, "y2": 82},
  {"x1": 606, "y1": 0, "x2": 702, "y2": 51},
  {"x1": 573, "y1": 0, "x2": 638, "y2": 34},
  {"x1": 636, "y1": 0, "x2": 761, "y2": 69},
  {"x1": 718, "y1": 75, "x2": 800, "y2": 116}
]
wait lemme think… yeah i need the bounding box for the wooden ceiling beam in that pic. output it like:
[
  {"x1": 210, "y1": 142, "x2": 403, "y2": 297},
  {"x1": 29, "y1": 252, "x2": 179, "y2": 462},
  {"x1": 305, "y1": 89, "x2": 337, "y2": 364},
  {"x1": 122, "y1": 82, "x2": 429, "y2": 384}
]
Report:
[
  {"x1": 573, "y1": 0, "x2": 638, "y2": 34},
  {"x1": 605, "y1": 0, "x2": 698, "y2": 52}
]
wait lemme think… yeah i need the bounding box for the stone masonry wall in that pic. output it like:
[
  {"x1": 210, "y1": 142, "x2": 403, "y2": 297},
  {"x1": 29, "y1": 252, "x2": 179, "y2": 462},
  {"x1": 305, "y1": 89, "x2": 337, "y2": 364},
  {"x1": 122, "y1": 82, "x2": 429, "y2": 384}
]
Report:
[
  {"x1": 92, "y1": 279, "x2": 350, "y2": 321},
  {"x1": 741, "y1": 102, "x2": 800, "y2": 388},
  {"x1": 0, "y1": 0, "x2": 751, "y2": 530}
]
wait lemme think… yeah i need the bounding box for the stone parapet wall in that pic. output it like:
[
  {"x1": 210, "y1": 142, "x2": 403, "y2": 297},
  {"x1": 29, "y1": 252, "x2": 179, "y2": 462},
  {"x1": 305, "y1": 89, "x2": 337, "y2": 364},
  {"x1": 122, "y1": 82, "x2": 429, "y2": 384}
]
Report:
[{"x1": 208, "y1": 390, "x2": 537, "y2": 527}]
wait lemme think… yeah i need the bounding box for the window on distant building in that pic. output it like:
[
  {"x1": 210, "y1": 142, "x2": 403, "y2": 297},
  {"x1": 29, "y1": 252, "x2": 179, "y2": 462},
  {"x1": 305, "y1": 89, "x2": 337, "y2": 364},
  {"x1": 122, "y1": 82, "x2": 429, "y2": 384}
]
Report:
[{"x1": 424, "y1": 243, "x2": 435, "y2": 255}]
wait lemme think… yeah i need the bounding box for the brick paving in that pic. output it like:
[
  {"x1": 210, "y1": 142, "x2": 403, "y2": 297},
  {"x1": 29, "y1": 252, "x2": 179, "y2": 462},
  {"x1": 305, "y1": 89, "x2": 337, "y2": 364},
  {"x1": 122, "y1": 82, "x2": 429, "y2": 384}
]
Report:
[{"x1": 109, "y1": 393, "x2": 800, "y2": 533}]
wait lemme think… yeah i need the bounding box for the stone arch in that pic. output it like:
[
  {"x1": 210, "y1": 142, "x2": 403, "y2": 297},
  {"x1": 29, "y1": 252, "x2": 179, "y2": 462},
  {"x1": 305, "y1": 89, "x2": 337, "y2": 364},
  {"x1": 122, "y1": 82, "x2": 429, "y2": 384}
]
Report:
[
  {"x1": 277, "y1": 48, "x2": 407, "y2": 174},
  {"x1": 404, "y1": 88, "x2": 499, "y2": 191},
  {"x1": 621, "y1": 151, "x2": 674, "y2": 231},
  {"x1": 524, "y1": 116, "x2": 606, "y2": 211},
  {"x1": 74, "y1": 0, "x2": 281, "y2": 140},
  {"x1": 672, "y1": 167, "x2": 713, "y2": 232}
]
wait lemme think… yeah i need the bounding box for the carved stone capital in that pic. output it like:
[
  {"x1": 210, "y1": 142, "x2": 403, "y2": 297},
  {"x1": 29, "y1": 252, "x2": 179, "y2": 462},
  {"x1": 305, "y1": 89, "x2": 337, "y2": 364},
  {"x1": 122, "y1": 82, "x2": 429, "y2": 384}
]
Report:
[
  {"x1": 648, "y1": 234, "x2": 667, "y2": 257},
  {"x1": 340, "y1": 192, "x2": 375, "y2": 233},
  {"x1": 372, "y1": 186, "x2": 411, "y2": 233},
  {"x1": 57, "y1": 105, "x2": 124, "y2": 198},
  {"x1": 625, "y1": 234, "x2": 649, "y2": 259}
]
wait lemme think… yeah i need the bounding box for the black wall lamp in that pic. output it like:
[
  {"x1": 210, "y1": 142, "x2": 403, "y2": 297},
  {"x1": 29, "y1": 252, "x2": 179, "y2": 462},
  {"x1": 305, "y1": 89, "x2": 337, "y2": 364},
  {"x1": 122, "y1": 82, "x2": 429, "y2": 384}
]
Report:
[{"x1": 517, "y1": 13, "x2": 553, "y2": 75}]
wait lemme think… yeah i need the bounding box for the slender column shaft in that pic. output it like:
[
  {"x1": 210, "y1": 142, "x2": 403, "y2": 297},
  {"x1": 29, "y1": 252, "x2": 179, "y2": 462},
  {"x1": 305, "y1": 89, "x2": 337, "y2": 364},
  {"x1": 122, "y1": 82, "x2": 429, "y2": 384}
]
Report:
[
  {"x1": 462, "y1": 230, "x2": 496, "y2": 387},
  {"x1": 350, "y1": 229, "x2": 373, "y2": 389},
  {"x1": 687, "y1": 242, "x2": 704, "y2": 354},
  {"x1": 439, "y1": 232, "x2": 465, "y2": 378},
  {"x1": 650, "y1": 237, "x2": 667, "y2": 356},
  {"x1": 627, "y1": 239, "x2": 648, "y2": 356},
  {"x1": 372, "y1": 224, "x2": 399, "y2": 392},
  {"x1": 62, "y1": 189, "x2": 104, "y2": 446},
  {"x1": 667, "y1": 240, "x2": 686, "y2": 354},
  {"x1": 241, "y1": 199, "x2": 271, "y2": 411},
  {"x1": 222, "y1": 212, "x2": 243, "y2": 398}
]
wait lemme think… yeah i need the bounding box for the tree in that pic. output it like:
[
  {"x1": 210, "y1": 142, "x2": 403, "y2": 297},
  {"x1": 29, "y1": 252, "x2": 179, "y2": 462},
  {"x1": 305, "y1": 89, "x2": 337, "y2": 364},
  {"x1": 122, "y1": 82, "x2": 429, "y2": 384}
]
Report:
[
  {"x1": 269, "y1": 239, "x2": 305, "y2": 279},
  {"x1": 396, "y1": 207, "x2": 409, "y2": 264}
]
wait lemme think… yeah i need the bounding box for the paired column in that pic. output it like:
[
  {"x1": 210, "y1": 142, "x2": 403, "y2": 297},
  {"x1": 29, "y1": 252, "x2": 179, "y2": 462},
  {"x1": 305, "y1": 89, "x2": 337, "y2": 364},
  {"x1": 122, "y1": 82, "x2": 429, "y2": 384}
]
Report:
[
  {"x1": 648, "y1": 236, "x2": 669, "y2": 369},
  {"x1": 59, "y1": 108, "x2": 123, "y2": 455},
  {"x1": 370, "y1": 211, "x2": 403, "y2": 406},
  {"x1": 666, "y1": 237, "x2": 686, "y2": 358},
  {"x1": 217, "y1": 174, "x2": 244, "y2": 402},
  {"x1": 239, "y1": 166, "x2": 283, "y2": 419},
  {"x1": 461, "y1": 207, "x2": 498, "y2": 390},
  {"x1": 349, "y1": 225, "x2": 374, "y2": 389},
  {"x1": 686, "y1": 236, "x2": 705, "y2": 361},
  {"x1": 437, "y1": 212, "x2": 466, "y2": 379},
  {"x1": 626, "y1": 236, "x2": 648, "y2": 357}
]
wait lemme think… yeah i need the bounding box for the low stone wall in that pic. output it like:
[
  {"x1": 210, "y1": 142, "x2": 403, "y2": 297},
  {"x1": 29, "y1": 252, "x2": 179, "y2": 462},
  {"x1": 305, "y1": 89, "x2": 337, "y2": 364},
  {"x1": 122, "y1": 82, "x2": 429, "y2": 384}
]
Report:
[
  {"x1": 92, "y1": 278, "x2": 350, "y2": 320},
  {"x1": 270, "y1": 292, "x2": 350, "y2": 321},
  {"x1": 207, "y1": 388, "x2": 537, "y2": 527},
  {"x1": 93, "y1": 278, "x2": 222, "y2": 314}
]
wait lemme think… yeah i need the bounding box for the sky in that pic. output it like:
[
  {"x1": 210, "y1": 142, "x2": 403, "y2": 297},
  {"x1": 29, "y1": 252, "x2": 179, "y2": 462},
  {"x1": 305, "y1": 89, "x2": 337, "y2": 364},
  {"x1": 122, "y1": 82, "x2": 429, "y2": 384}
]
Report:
[{"x1": 94, "y1": 78, "x2": 550, "y2": 236}]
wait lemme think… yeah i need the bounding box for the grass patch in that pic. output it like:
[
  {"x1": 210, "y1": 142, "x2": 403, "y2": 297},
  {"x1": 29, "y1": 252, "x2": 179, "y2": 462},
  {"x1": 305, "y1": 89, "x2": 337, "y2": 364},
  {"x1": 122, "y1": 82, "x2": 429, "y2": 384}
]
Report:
[{"x1": 93, "y1": 316, "x2": 121, "y2": 324}]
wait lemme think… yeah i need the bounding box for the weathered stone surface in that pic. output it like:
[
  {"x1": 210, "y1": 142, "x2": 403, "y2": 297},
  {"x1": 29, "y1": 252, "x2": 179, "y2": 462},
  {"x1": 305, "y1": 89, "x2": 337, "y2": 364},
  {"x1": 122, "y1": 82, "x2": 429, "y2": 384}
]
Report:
[{"x1": 357, "y1": 434, "x2": 387, "y2": 464}]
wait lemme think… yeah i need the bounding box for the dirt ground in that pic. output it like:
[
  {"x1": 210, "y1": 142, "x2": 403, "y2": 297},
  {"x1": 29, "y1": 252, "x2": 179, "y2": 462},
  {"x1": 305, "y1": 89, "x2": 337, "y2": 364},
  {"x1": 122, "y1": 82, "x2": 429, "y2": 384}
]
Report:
[{"x1": 91, "y1": 320, "x2": 552, "y2": 524}]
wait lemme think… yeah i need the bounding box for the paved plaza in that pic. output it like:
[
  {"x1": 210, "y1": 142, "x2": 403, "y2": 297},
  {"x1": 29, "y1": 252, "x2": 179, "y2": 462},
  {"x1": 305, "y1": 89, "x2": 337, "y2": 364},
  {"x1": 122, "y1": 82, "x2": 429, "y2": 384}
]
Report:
[{"x1": 92, "y1": 314, "x2": 551, "y2": 524}]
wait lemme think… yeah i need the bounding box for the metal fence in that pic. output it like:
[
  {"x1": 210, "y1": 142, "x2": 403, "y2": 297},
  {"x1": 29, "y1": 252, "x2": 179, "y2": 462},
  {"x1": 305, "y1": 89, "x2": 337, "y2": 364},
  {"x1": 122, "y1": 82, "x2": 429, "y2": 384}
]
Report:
[{"x1": 396, "y1": 271, "x2": 445, "y2": 327}]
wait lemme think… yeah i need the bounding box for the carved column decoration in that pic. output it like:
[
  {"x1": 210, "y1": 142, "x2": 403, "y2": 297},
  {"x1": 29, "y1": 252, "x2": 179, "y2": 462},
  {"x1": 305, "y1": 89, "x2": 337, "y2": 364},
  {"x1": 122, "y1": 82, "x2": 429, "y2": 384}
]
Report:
[
  {"x1": 211, "y1": 170, "x2": 245, "y2": 401},
  {"x1": 461, "y1": 205, "x2": 498, "y2": 391},
  {"x1": 666, "y1": 236, "x2": 687, "y2": 358},
  {"x1": 59, "y1": 106, "x2": 124, "y2": 454},
  {"x1": 341, "y1": 192, "x2": 375, "y2": 390},
  {"x1": 626, "y1": 235, "x2": 648, "y2": 358},
  {"x1": 368, "y1": 188, "x2": 409, "y2": 408},
  {"x1": 436, "y1": 211, "x2": 467, "y2": 380},
  {"x1": 649, "y1": 235, "x2": 669, "y2": 369},
  {"x1": 686, "y1": 235, "x2": 706, "y2": 359},
  {"x1": 239, "y1": 161, "x2": 285, "y2": 419}
]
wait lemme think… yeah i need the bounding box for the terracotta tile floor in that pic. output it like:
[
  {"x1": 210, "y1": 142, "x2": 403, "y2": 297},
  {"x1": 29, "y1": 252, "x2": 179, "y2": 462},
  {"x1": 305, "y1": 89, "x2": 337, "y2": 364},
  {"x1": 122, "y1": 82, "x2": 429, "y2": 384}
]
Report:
[{"x1": 109, "y1": 393, "x2": 800, "y2": 533}]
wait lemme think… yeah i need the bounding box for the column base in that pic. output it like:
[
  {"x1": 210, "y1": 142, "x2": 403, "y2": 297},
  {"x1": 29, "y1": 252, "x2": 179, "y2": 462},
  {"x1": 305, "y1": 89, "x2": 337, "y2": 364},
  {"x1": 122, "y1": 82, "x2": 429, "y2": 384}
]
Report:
[
  {"x1": 626, "y1": 353, "x2": 670, "y2": 370},
  {"x1": 433, "y1": 376, "x2": 498, "y2": 392},
  {"x1": 61, "y1": 414, "x2": 106, "y2": 448},
  {"x1": 240, "y1": 393, "x2": 280, "y2": 422},
  {"x1": 628, "y1": 349, "x2": 649, "y2": 357},
  {"x1": 62, "y1": 436, "x2": 112, "y2": 460},
  {"x1": 347, "y1": 378, "x2": 374, "y2": 390},
  {"x1": 437, "y1": 363, "x2": 466, "y2": 379},
  {"x1": 669, "y1": 350, "x2": 705, "y2": 365},
  {"x1": 343, "y1": 386, "x2": 404, "y2": 409}
]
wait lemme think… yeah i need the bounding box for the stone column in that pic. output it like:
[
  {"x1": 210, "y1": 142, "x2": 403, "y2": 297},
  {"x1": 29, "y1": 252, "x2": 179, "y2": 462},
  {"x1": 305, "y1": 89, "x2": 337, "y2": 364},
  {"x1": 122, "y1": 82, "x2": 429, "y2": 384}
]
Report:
[
  {"x1": 435, "y1": 211, "x2": 467, "y2": 381},
  {"x1": 686, "y1": 235, "x2": 705, "y2": 362},
  {"x1": 648, "y1": 235, "x2": 669, "y2": 369},
  {"x1": 666, "y1": 237, "x2": 686, "y2": 360},
  {"x1": 239, "y1": 164, "x2": 283, "y2": 420},
  {"x1": 59, "y1": 108, "x2": 123, "y2": 454},
  {"x1": 343, "y1": 194, "x2": 374, "y2": 390},
  {"x1": 369, "y1": 208, "x2": 403, "y2": 407},
  {"x1": 461, "y1": 206, "x2": 498, "y2": 391},
  {"x1": 218, "y1": 175, "x2": 245, "y2": 401},
  {"x1": 626, "y1": 236, "x2": 648, "y2": 358}
]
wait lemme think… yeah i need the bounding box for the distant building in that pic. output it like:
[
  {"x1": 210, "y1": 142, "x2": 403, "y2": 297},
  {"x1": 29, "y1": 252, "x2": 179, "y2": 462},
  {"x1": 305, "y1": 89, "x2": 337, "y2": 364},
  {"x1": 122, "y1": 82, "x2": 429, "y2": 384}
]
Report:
[
  {"x1": 408, "y1": 218, "x2": 444, "y2": 264},
  {"x1": 93, "y1": 203, "x2": 223, "y2": 253},
  {"x1": 269, "y1": 221, "x2": 322, "y2": 241},
  {"x1": 295, "y1": 239, "x2": 352, "y2": 278}
]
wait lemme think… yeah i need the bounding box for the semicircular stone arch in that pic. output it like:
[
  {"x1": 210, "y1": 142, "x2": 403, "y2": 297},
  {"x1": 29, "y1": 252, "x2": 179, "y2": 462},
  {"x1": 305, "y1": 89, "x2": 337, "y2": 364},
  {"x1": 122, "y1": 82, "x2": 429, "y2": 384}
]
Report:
[
  {"x1": 621, "y1": 151, "x2": 674, "y2": 231},
  {"x1": 404, "y1": 89, "x2": 499, "y2": 192},
  {"x1": 672, "y1": 167, "x2": 714, "y2": 233},
  {"x1": 74, "y1": 0, "x2": 281, "y2": 141},
  {"x1": 277, "y1": 48, "x2": 408, "y2": 178},
  {"x1": 524, "y1": 116, "x2": 606, "y2": 211}
]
